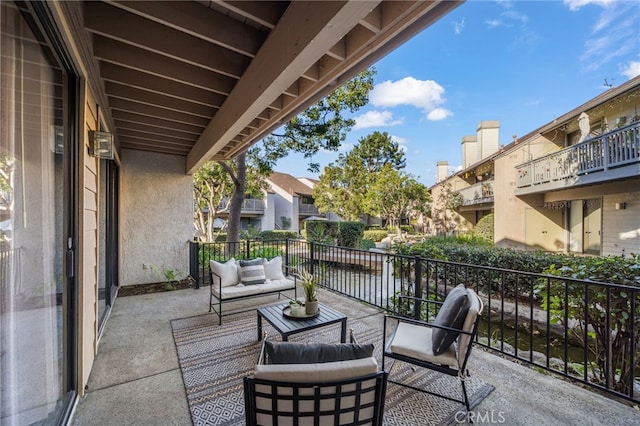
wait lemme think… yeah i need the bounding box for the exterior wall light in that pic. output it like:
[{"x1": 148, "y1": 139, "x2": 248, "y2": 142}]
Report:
[{"x1": 89, "y1": 130, "x2": 114, "y2": 159}]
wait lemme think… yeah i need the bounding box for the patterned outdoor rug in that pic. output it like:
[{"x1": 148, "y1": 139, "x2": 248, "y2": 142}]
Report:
[{"x1": 171, "y1": 308, "x2": 494, "y2": 426}]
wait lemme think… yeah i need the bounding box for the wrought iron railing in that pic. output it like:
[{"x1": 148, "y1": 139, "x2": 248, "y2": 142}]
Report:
[
  {"x1": 516, "y1": 121, "x2": 640, "y2": 188},
  {"x1": 189, "y1": 239, "x2": 640, "y2": 403}
]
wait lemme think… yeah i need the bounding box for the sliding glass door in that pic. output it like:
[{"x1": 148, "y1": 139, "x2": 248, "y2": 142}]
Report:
[{"x1": 1, "y1": 2, "x2": 77, "y2": 424}]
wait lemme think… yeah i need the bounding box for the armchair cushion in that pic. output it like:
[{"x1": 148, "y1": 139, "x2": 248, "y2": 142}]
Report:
[
  {"x1": 253, "y1": 356, "x2": 379, "y2": 383},
  {"x1": 431, "y1": 284, "x2": 470, "y2": 355},
  {"x1": 265, "y1": 341, "x2": 374, "y2": 364},
  {"x1": 238, "y1": 258, "x2": 266, "y2": 285},
  {"x1": 210, "y1": 258, "x2": 238, "y2": 288}
]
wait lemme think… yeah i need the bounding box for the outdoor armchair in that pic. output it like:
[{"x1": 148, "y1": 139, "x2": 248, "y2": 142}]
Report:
[
  {"x1": 244, "y1": 331, "x2": 388, "y2": 425},
  {"x1": 382, "y1": 284, "x2": 484, "y2": 413}
]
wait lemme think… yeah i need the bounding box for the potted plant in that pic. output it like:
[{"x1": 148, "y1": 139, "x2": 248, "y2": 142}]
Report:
[
  {"x1": 297, "y1": 269, "x2": 319, "y2": 315},
  {"x1": 288, "y1": 299, "x2": 306, "y2": 317}
]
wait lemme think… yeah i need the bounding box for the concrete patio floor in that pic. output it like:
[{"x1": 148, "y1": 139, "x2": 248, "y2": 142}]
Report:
[{"x1": 70, "y1": 286, "x2": 640, "y2": 425}]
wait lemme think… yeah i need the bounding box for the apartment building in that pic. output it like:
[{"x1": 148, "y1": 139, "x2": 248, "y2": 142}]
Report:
[{"x1": 431, "y1": 76, "x2": 640, "y2": 255}]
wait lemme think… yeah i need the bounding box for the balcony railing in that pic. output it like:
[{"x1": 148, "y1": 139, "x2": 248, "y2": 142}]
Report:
[
  {"x1": 516, "y1": 122, "x2": 640, "y2": 188},
  {"x1": 457, "y1": 181, "x2": 494, "y2": 206},
  {"x1": 298, "y1": 203, "x2": 319, "y2": 215},
  {"x1": 217, "y1": 198, "x2": 265, "y2": 213}
]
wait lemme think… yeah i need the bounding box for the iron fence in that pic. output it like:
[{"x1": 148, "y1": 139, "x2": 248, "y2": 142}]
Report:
[{"x1": 189, "y1": 238, "x2": 639, "y2": 403}]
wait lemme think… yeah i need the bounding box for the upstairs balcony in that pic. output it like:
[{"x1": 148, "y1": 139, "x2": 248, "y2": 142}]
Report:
[
  {"x1": 298, "y1": 202, "x2": 319, "y2": 215},
  {"x1": 216, "y1": 198, "x2": 265, "y2": 216},
  {"x1": 457, "y1": 180, "x2": 494, "y2": 207},
  {"x1": 515, "y1": 122, "x2": 640, "y2": 195}
]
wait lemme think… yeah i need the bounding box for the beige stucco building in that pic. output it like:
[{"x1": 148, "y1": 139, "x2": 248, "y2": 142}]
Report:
[{"x1": 431, "y1": 77, "x2": 640, "y2": 256}]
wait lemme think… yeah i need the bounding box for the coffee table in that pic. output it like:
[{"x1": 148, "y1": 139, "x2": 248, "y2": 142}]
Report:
[{"x1": 257, "y1": 303, "x2": 348, "y2": 343}]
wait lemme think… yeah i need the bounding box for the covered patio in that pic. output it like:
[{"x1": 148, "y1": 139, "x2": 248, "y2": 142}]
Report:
[{"x1": 71, "y1": 286, "x2": 639, "y2": 425}]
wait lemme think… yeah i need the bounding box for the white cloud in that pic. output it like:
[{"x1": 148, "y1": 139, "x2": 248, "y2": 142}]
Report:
[
  {"x1": 485, "y1": 18, "x2": 503, "y2": 28},
  {"x1": 370, "y1": 77, "x2": 450, "y2": 121},
  {"x1": 563, "y1": 0, "x2": 616, "y2": 12},
  {"x1": 454, "y1": 18, "x2": 465, "y2": 35},
  {"x1": 621, "y1": 61, "x2": 640, "y2": 79},
  {"x1": 427, "y1": 108, "x2": 453, "y2": 121},
  {"x1": 485, "y1": 2, "x2": 529, "y2": 29},
  {"x1": 353, "y1": 110, "x2": 403, "y2": 130}
]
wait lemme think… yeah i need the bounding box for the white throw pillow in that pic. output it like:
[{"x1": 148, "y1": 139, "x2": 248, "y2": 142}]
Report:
[
  {"x1": 263, "y1": 256, "x2": 286, "y2": 280},
  {"x1": 210, "y1": 258, "x2": 238, "y2": 287}
]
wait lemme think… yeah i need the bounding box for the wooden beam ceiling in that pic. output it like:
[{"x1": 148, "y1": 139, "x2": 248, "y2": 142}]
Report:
[{"x1": 80, "y1": 0, "x2": 462, "y2": 172}]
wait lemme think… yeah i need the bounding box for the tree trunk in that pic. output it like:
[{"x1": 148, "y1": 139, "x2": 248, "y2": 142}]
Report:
[{"x1": 221, "y1": 153, "x2": 246, "y2": 249}]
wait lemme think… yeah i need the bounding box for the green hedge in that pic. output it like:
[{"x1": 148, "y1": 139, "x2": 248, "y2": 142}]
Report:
[
  {"x1": 363, "y1": 230, "x2": 388, "y2": 242},
  {"x1": 259, "y1": 230, "x2": 300, "y2": 240},
  {"x1": 473, "y1": 213, "x2": 494, "y2": 242},
  {"x1": 394, "y1": 240, "x2": 638, "y2": 300},
  {"x1": 338, "y1": 221, "x2": 366, "y2": 248}
]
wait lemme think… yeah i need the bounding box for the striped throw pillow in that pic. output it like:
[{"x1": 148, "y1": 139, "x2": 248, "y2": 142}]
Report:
[{"x1": 238, "y1": 258, "x2": 266, "y2": 285}]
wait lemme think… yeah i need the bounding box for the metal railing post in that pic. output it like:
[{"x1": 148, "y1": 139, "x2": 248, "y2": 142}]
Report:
[
  {"x1": 188, "y1": 241, "x2": 200, "y2": 289},
  {"x1": 414, "y1": 256, "x2": 422, "y2": 320}
]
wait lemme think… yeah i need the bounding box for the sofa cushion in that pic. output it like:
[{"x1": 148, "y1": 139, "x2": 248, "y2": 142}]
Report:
[
  {"x1": 265, "y1": 341, "x2": 374, "y2": 364},
  {"x1": 239, "y1": 258, "x2": 266, "y2": 285},
  {"x1": 253, "y1": 357, "x2": 378, "y2": 383},
  {"x1": 215, "y1": 283, "x2": 262, "y2": 299},
  {"x1": 256, "y1": 278, "x2": 295, "y2": 293},
  {"x1": 431, "y1": 284, "x2": 471, "y2": 355},
  {"x1": 263, "y1": 256, "x2": 286, "y2": 280},
  {"x1": 210, "y1": 258, "x2": 238, "y2": 288}
]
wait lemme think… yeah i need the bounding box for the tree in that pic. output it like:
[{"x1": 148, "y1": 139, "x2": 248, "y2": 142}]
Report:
[
  {"x1": 313, "y1": 130, "x2": 407, "y2": 221},
  {"x1": 217, "y1": 68, "x2": 376, "y2": 243},
  {"x1": 432, "y1": 182, "x2": 464, "y2": 234},
  {"x1": 364, "y1": 164, "x2": 431, "y2": 233},
  {"x1": 312, "y1": 164, "x2": 362, "y2": 221},
  {"x1": 193, "y1": 147, "x2": 269, "y2": 242}
]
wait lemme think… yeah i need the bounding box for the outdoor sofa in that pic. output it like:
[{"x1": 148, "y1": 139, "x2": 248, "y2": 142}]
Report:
[{"x1": 209, "y1": 256, "x2": 297, "y2": 324}]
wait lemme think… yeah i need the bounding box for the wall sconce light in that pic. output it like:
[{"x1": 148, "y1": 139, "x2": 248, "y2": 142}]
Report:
[
  {"x1": 89, "y1": 130, "x2": 114, "y2": 159},
  {"x1": 615, "y1": 202, "x2": 627, "y2": 210}
]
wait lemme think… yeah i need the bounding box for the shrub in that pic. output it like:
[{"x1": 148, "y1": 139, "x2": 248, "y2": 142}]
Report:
[
  {"x1": 364, "y1": 230, "x2": 388, "y2": 242},
  {"x1": 359, "y1": 239, "x2": 376, "y2": 250},
  {"x1": 260, "y1": 230, "x2": 299, "y2": 241},
  {"x1": 473, "y1": 213, "x2": 494, "y2": 242},
  {"x1": 400, "y1": 225, "x2": 415, "y2": 234},
  {"x1": 338, "y1": 221, "x2": 366, "y2": 248},
  {"x1": 304, "y1": 220, "x2": 339, "y2": 245}
]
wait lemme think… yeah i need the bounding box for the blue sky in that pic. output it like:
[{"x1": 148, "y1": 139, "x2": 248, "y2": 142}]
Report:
[{"x1": 273, "y1": 0, "x2": 640, "y2": 187}]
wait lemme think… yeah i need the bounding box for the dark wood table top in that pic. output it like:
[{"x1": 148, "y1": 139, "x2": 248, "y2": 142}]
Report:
[{"x1": 257, "y1": 303, "x2": 347, "y2": 342}]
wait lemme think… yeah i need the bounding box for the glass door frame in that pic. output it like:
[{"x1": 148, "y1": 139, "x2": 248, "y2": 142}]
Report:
[{"x1": 27, "y1": 1, "x2": 80, "y2": 422}]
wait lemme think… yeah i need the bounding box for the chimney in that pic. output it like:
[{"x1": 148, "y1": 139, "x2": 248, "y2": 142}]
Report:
[
  {"x1": 477, "y1": 120, "x2": 500, "y2": 160},
  {"x1": 461, "y1": 135, "x2": 478, "y2": 168},
  {"x1": 436, "y1": 161, "x2": 449, "y2": 183}
]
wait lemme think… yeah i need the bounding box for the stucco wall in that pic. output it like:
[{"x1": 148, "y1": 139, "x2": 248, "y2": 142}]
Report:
[
  {"x1": 602, "y1": 192, "x2": 640, "y2": 256},
  {"x1": 494, "y1": 136, "x2": 557, "y2": 249},
  {"x1": 120, "y1": 149, "x2": 193, "y2": 286}
]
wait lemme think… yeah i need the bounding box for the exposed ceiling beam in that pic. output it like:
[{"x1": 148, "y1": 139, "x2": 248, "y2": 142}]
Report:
[
  {"x1": 108, "y1": 0, "x2": 266, "y2": 57},
  {"x1": 99, "y1": 62, "x2": 229, "y2": 106},
  {"x1": 84, "y1": 1, "x2": 250, "y2": 78},
  {"x1": 186, "y1": 1, "x2": 381, "y2": 173}
]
